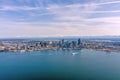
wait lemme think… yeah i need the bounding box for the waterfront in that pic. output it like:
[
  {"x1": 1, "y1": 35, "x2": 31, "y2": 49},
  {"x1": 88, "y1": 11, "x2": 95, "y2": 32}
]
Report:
[
  {"x1": 1, "y1": 38, "x2": 120, "y2": 52},
  {"x1": 0, "y1": 49, "x2": 120, "y2": 80}
]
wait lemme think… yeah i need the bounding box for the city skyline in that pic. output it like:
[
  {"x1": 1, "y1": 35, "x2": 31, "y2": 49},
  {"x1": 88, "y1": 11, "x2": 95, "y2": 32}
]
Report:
[{"x1": 0, "y1": 0, "x2": 120, "y2": 38}]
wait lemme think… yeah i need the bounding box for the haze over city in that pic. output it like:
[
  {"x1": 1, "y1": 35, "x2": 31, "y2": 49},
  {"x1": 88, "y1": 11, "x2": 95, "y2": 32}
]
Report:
[{"x1": 0, "y1": 0, "x2": 120, "y2": 38}]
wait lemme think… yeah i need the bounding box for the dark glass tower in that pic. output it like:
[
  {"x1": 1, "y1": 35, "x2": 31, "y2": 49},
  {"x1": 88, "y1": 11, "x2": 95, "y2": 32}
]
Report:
[{"x1": 77, "y1": 38, "x2": 81, "y2": 46}]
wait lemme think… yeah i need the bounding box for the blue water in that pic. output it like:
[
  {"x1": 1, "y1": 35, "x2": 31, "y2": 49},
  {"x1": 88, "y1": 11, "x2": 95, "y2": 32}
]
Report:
[{"x1": 0, "y1": 49, "x2": 120, "y2": 80}]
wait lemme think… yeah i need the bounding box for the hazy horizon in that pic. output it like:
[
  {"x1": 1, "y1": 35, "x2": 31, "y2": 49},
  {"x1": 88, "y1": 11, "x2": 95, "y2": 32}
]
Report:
[{"x1": 0, "y1": 0, "x2": 120, "y2": 38}]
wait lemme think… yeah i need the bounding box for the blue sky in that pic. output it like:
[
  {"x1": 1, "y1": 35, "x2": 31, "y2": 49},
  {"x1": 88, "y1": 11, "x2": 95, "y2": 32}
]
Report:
[{"x1": 0, "y1": 0, "x2": 120, "y2": 38}]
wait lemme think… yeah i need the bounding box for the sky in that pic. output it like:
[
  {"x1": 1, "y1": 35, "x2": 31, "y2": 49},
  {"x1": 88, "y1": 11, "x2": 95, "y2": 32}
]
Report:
[{"x1": 0, "y1": 0, "x2": 120, "y2": 38}]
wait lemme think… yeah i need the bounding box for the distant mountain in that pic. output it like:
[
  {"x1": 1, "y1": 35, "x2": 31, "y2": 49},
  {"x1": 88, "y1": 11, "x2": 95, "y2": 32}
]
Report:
[{"x1": 0, "y1": 36, "x2": 120, "y2": 41}]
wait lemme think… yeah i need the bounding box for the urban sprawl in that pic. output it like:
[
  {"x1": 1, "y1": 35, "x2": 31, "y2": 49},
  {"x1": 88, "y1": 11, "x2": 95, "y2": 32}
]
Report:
[{"x1": 0, "y1": 38, "x2": 120, "y2": 52}]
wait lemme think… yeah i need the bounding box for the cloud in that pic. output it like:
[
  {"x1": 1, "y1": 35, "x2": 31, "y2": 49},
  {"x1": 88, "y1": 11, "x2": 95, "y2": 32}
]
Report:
[
  {"x1": 0, "y1": 23, "x2": 106, "y2": 37},
  {"x1": 97, "y1": 0, "x2": 120, "y2": 5},
  {"x1": 0, "y1": 5, "x2": 41, "y2": 11},
  {"x1": 0, "y1": 0, "x2": 120, "y2": 37},
  {"x1": 0, "y1": 0, "x2": 120, "y2": 11},
  {"x1": 1, "y1": 18, "x2": 120, "y2": 38}
]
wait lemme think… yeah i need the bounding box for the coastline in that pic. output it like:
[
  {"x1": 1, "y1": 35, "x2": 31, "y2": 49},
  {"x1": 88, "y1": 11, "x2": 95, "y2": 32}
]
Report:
[{"x1": 0, "y1": 38, "x2": 120, "y2": 53}]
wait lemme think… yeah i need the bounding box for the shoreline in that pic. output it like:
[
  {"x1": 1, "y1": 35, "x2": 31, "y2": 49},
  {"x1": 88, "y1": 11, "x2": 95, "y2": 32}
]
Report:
[
  {"x1": 0, "y1": 38, "x2": 120, "y2": 53},
  {"x1": 1, "y1": 48, "x2": 120, "y2": 53}
]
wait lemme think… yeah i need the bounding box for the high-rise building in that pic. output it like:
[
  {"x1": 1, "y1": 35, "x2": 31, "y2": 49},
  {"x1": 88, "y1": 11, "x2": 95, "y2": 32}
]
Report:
[
  {"x1": 77, "y1": 38, "x2": 81, "y2": 46},
  {"x1": 62, "y1": 39, "x2": 64, "y2": 44}
]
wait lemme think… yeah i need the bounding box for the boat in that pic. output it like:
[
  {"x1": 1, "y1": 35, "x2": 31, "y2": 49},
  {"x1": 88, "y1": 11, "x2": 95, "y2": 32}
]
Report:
[
  {"x1": 72, "y1": 52, "x2": 78, "y2": 56},
  {"x1": 104, "y1": 48, "x2": 111, "y2": 52}
]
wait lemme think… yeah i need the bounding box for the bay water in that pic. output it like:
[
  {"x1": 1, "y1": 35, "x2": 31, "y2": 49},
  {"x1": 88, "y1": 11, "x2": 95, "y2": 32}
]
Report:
[{"x1": 0, "y1": 49, "x2": 120, "y2": 80}]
